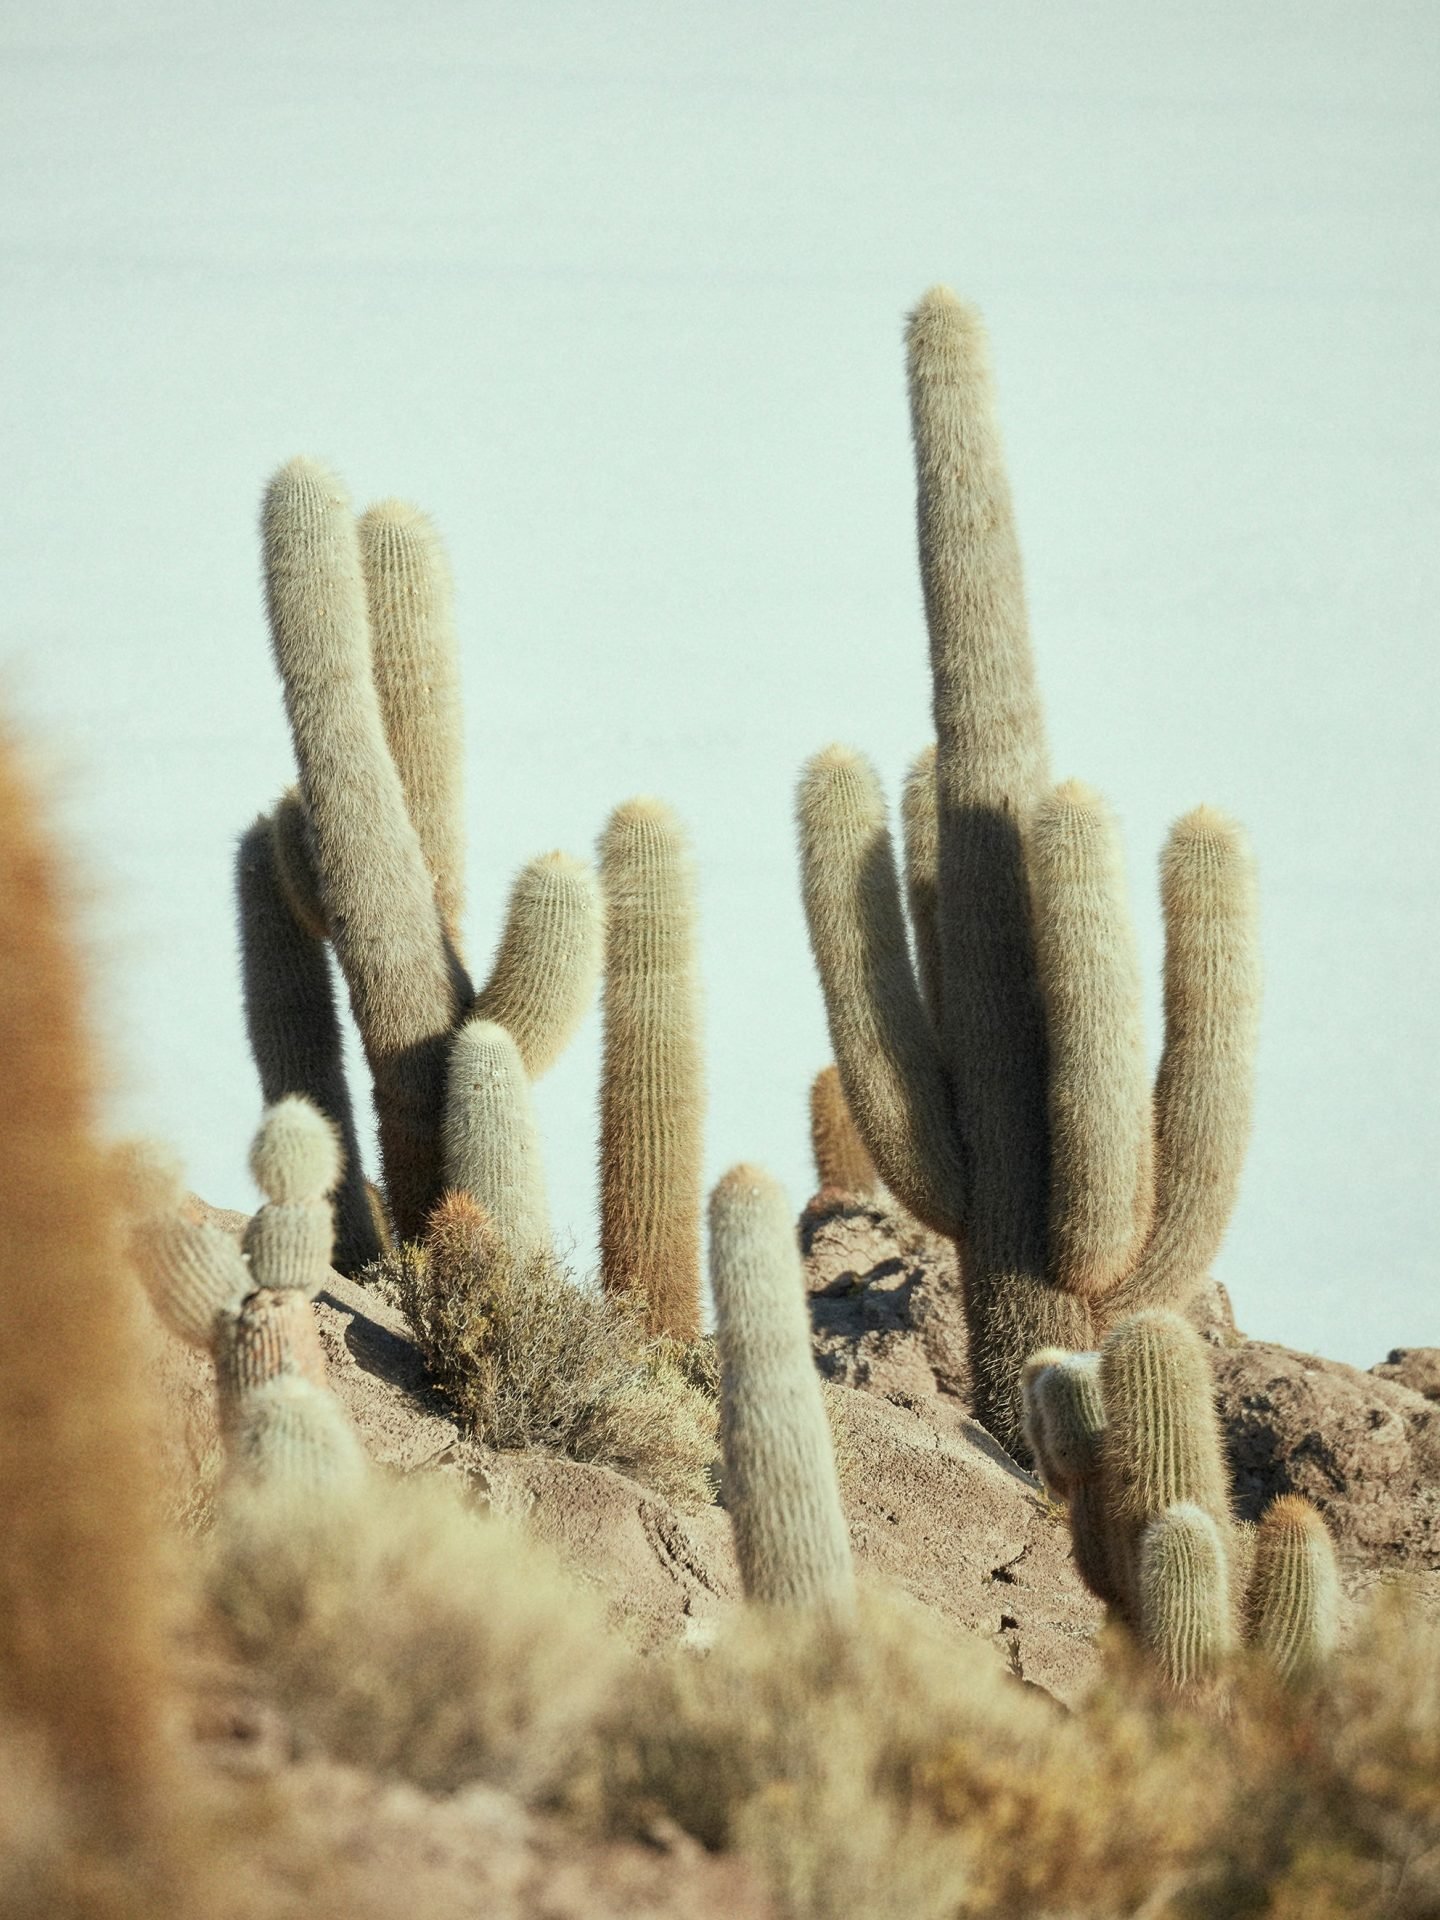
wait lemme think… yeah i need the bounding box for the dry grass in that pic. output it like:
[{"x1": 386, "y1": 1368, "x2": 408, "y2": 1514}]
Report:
[
  {"x1": 374, "y1": 1232, "x2": 718, "y2": 1508},
  {"x1": 561, "y1": 1587, "x2": 1440, "y2": 1919},
  {"x1": 207, "y1": 1469, "x2": 624, "y2": 1800}
]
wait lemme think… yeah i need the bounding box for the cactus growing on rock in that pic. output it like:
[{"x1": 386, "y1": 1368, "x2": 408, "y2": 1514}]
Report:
[
  {"x1": 1024, "y1": 1310, "x2": 1342, "y2": 1696},
  {"x1": 443, "y1": 1018, "x2": 551, "y2": 1265},
  {"x1": 710, "y1": 1164, "x2": 854, "y2": 1614},
  {"x1": 809, "y1": 1063, "x2": 879, "y2": 1197},
  {"x1": 797, "y1": 289, "x2": 1261, "y2": 1461},
  {"x1": 250, "y1": 459, "x2": 603, "y2": 1244},
  {"x1": 598, "y1": 797, "x2": 704, "y2": 1339},
  {"x1": 122, "y1": 1097, "x2": 368, "y2": 1497}
]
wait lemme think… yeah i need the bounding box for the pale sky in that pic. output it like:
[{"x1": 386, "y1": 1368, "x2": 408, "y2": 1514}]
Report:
[{"x1": 2, "y1": 3, "x2": 1435, "y2": 1364}]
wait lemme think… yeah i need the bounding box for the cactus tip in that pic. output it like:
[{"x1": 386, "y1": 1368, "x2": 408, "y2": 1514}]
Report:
[{"x1": 250, "y1": 1096, "x2": 342, "y2": 1205}]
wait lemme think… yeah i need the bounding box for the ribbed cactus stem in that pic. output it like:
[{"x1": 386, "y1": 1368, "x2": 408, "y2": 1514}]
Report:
[
  {"x1": 224, "y1": 1375, "x2": 370, "y2": 1497},
  {"x1": 797, "y1": 746, "x2": 965, "y2": 1237},
  {"x1": 358, "y1": 500, "x2": 467, "y2": 950},
  {"x1": 1137, "y1": 1504, "x2": 1236, "y2": 1694},
  {"x1": 1244, "y1": 1495, "x2": 1342, "y2": 1684},
  {"x1": 118, "y1": 1145, "x2": 251, "y2": 1350},
  {"x1": 236, "y1": 815, "x2": 379, "y2": 1275},
  {"x1": 1098, "y1": 1310, "x2": 1232, "y2": 1620},
  {"x1": 597, "y1": 798, "x2": 704, "y2": 1340},
  {"x1": 242, "y1": 1095, "x2": 341, "y2": 1294},
  {"x1": 269, "y1": 786, "x2": 329, "y2": 941},
  {"x1": 710, "y1": 1164, "x2": 855, "y2": 1614},
  {"x1": 900, "y1": 743, "x2": 943, "y2": 1026},
  {"x1": 471, "y1": 851, "x2": 604, "y2": 1078},
  {"x1": 1021, "y1": 1348, "x2": 1117, "y2": 1605},
  {"x1": 1028, "y1": 781, "x2": 1153, "y2": 1300},
  {"x1": 809, "y1": 1064, "x2": 879, "y2": 1196},
  {"x1": 261, "y1": 456, "x2": 462, "y2": 1239},
  {"x1": 1102, "y1": 807, "x2": 1260, "y2": 1321},
  {"x1": 443, "y1": 1019, "x2": 551, "y2": 1265}
]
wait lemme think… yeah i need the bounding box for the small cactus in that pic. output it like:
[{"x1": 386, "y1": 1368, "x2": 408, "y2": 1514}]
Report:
[
  {"x1": 1244, "y1": 1493, "x2": 1342, "y2": 1683},
  {"x1": 1035, "y1": 1310, "x2": 1343, "y2": 1696},
  {"x1": 122, "y1": 1098, "x2": 367, "y2": 1497},
  {"x1": 710, "y1": 1164, "x2": 854, "y2": 1615}
]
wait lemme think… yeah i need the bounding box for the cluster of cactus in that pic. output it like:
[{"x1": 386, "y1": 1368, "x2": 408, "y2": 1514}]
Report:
[
  {"x1": 243, "y1": 461, "x2": 706, "y2": 1340},
  {"x1": 1023, "y1": 1309, "x2": 1341, "y2": 1692},
  {"x1": 120, "y1": 1097, "x2": 369, "y2": 1499},
  {"x1": 798, "y1": 289, "x2": 1261, "y2": 1462}
]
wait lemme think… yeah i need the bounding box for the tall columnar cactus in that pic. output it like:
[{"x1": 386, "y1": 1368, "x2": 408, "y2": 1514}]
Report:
[
  {"x1": 1023, "y1": 1311, "x2": 1342, "y2": 1695},
  {"x1": 797, "y1": 289, "x2": 1261, "y2": 1460},
  {"x1": 251, "y1": 459, "x2": 602, "y2": 1244},
  {"x1": 597, "y1": 797, "x2": 704, "y2": 1340},
  {"x1": 710, "y1": 1164, "x2": 855, "y2": 1614},
  {"x1": 121, "y1": 1098, "x2": 368, "y2": 1497},
  {"x1": 809, "y1": 1063, "x2": 880, "y2": 1197}
]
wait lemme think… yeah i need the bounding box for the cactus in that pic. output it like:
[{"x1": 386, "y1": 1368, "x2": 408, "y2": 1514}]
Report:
[
  {"x1": 597, "y1": 798, "x2": 704, "y2": 1340},
  {"x1": 1035, "y1": 1310, "x2": 1342, "y2": 1696},
  {"x1": 1244, "y1": 1494, "x2": 1342, "y2": 1683},
  {"x1": 710, "y1": 1164, "x2": 854, "y2": 1614},
  {"x1": 796, "y1": 288, "x2": 1261, "y2": 1460},
  {"x1": 443, "y1": 1018, "x2": 551, "y2": 1265},
  {"x1": 1137, "y1": 1504, "x2": 1236, "y2": 1694},
  {"x1": 0, "y1": 721, "x2": 177, "y2": 1824},
  {"x1": 236, "y1": 810, "x2": 381, "y2": 1274},
  {"x1": 809, "y1": 1063, "x2": 880, "y2": 1197},
  {"x1": 254, "y1": 458, "x2": 603, "y2": 1242},
  {"x1": 123, "y1": 1098, "x2": 368, "y2": 1497}
]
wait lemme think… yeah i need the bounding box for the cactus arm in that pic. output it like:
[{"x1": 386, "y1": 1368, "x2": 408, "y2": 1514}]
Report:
[
  {"x1": 1023, "y1": 1349, "x2": 1121, "y2": 1606},
  {"x1": 900, "y1": 743, "x2": 944, "y2": 1028},
  {"x1": 597, "y1": 799, "x2": 704, "y2": 1340},
  {"x1": 797, "y1": 745, "x2": 967, "y2": 1239},
  {"x1": 1243, "y1": 1494, "x2": 1342, "y2": 1684},
  {"x1": 1028, "y1": 782, "x2": 1154, "y2": 1301},
  {"x1": 470, "y1": 851, "x2": 604, "y2": 1079},
  {"x1": 1097, "y1": 1310, "x2": 1234, "y2": 1622},
  {"x1": 357, "y1": 500, "x2": 468, "y2": 953},
  {"x1": 235, "y1": 813, "x2": 381, "y2": 1276},
  {"x1": 809, "y1": 1063, "x2": 880, "y2": 1197},
  {"x1": 1102, "y1": 807, "x2": 1261, "y2": 1323},
  {"x1": 261, "y1": 456, "x2": 462, "y2": 1239},
  {"x1": 443, "y1": 1019, "x2": 552, "y2": 1266},
  {"x1": 710, "y1": 1164, "x2": 854, "y2": 1614},
  {"x1": 1137, "y1": 1504, "x2": 1237, "y2": 1694}
]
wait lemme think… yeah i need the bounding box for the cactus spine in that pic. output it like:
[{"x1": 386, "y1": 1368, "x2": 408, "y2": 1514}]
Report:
[
  {"x1": 797, "y1": 289, "x2": 1261, "y2": 1460},
  {"x1": 252, "y1": 459, "x2": 602, "y2": 1244},
  {"x1": 598, "y1": 798, "x2": 704, "y2": 1339},
  {"x1": 710, "y1": 1164, "x2": 855, "y2": 1613},
  {"x1": 809, "y1": 1064, "x2": 880, "y2": 1197}
]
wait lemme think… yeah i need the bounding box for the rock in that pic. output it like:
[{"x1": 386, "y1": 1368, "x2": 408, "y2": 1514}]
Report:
[
  {"x1": 1213, "y1": 1341, "x2": 1440, "y2": 1570},
  {"x1": 1371, "y1": 1348, "x2": 1440, "y2": 1404},
  {"x1": 801, "y1": 1192, "x2": 970, "y2": 1429}
]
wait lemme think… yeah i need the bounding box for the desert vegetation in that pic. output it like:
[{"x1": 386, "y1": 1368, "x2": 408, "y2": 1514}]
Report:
[{"x1": 0, "y1": 287, "x2": 1434, "y2": 1918}]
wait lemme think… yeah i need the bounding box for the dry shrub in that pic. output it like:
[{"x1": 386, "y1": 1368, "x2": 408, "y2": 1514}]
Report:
[
  {"x1": 565, "y1": 1587, "x2": 1440, "y2": 1919},
  {"x1": 375, "y1": 1237, "x2": 717, "y2": 1508},
  {"x1": 206, "y1": 1469, "x2": 627, "y2": 1800}
]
